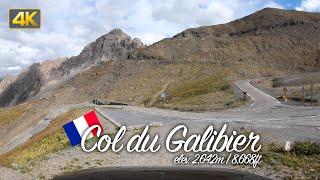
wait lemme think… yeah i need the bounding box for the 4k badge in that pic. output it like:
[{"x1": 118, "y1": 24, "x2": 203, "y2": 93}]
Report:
[{"x1": 9, "y1": 9, "x2": 41, "y2": 29}]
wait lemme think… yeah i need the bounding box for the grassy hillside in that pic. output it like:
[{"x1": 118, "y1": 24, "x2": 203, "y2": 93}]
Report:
[
  {"x1": 0, "y1": 102, "x2": 33, "y2": 126},
  {"x1": 153, "y1": 72, "x2": 246, "y2": 111},
  {"x1": 0, "y1": 108, "x2": 90, "y2": 172},
  {"x1": 44, "y1": 60, "x2": 249, "y2": 111},
  {"x1": 131, "y1": 8, "x2": 320, "y2": 76}
]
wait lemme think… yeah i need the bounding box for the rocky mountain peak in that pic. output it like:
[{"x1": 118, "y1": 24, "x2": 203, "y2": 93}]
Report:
[
  {"x1": 94, "y1": 28, "x2": 144, "y2": 49},
  {"x1": 50, "y1": 29, "x2": 145, "y2": 77},
  {"x1": 0, "y1": 29, "x2": 145, "y2": 107},
  {"x1": 98, "y1": 28, "x2": 131, "y2": 41},
  {"x1": 106, "y1": 28, "x2": 125, "y2": 35},
  {"x1": 80, "y1": 28, "x2": 144, "y2": 62}
]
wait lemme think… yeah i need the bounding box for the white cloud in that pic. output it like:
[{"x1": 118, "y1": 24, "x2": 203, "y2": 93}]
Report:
[
  {"x1": 296, "y1": 0, "x2": 320, "y2": 12},
  {"x1": 151, "y1": 0, "x2": 283, "y2": 26},
  {"x1": 0, "y1": 0, "x2": 288, "y2": 75},
  {"x1": 0, "y1": 39, "x2": 40, "y2": 66},
  {"x1": 5, "y1": 66, "x2": 22, "y2": 71},
  {"x1": 136, "y1": 33, "x2": 166, "y2": 45}
]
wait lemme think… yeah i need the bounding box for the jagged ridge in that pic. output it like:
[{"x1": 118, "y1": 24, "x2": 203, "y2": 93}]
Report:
[{"x1": 0, "y1": 29, "x2": 144, "y2": 107}]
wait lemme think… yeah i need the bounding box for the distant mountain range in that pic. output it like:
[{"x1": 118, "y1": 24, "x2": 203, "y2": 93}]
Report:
[{"x1": 0, "y1": 8, "x2": 319, "y2": 107}]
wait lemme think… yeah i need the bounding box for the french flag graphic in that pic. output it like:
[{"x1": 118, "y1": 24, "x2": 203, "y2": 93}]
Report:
[{"x1": 63, "y1": 111, "x2": 103, "y2": 146}]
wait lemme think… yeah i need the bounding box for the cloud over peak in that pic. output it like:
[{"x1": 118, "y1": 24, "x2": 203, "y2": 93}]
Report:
[{"x1": 296, "y1": 0, "x2": 320, "y2": 12}]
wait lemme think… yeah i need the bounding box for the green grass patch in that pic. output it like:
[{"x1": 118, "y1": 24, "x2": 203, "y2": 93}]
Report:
[
  {"x1": 168, "y1": 74, "x2": 230, "y2": 99},
  {"x1": 0, "y1": 101, "x2": 33, "y2": 125},
  {"x1": 3, "y1": 131, "x2": 69, "y2": 167},
  {"x1": 261, "y1": 142, "x2": 320, "y2": 178},
  {"x1": 155, "y1": 72, "x2": 241, "y2": 111},
  {"x1": 292, "y1": 141, "x2": 320, "y2": 156},
  {"x1": 0, "y1": 108, "x2": 91, "y2": 169}
]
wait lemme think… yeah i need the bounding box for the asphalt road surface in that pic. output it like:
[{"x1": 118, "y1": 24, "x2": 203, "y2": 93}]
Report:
[
  {"x1": 99, "y1": 80, "x2": 320, "y2": 143},
  {"x1": 1, "y1": 80, "x2": 319, "y2": 179},
  {"x1": 54, "y1": 167, "x2": 269, "y2": 180},
  {"x1": 1, "y1": 80, "x2": 319, "y2": 154}
]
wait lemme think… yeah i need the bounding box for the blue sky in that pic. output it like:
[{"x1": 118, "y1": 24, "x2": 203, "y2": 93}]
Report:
[
  {"x1": 0, "y1": 0, "x2": 320, "y2": 75},
  {"x1": 276, "y1": 0, "x2": 301, "y2": 9}
]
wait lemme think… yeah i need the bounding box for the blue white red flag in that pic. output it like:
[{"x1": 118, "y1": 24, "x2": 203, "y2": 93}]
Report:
[{"x1": 63, "y1": 111, "x2": 103, "y2": 146}]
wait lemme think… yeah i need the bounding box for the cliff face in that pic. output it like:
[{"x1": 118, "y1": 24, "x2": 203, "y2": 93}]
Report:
[
  {"x1": 0, "y1": 29, "x2": 144, "y2": 107},
  {"x1": 0, "y1": 75, "x2": 16, "y2": 95},
  {"x1": 0, "y1": 64, "x2": 44, "y2": 106},
  {"x1": 50, "y1": 29, "x2": 144, "y2": 77}
]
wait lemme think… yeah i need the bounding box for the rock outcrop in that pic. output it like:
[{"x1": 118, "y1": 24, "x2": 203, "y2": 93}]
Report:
[
  {"x1": 0, "y1": 29, "x2": 144, "y2": 107},
  {"x1": 0, "y1": 75, "x2": 16, "y2": 95},
  {"x1": 0, "y1": 64, "x2": 44, "y2": 106},
  {"x1": 50, "y1": 29, "x2": 144, "y2": 77}
]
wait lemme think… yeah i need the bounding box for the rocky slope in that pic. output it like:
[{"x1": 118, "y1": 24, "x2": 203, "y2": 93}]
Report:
[
  {"x1": 0, "y1": 64, "x2": 44, "y2": 106},
  {"x1": 1, "y1": 8, "x2": 320, "y2": 108},
  {"x1": 0, "y1": 75, "x2": 16, "y2": 95},
  {"x1": 131, "y1": 8, "x2": 320, "y2": 73},
  {"x1": 0, "y1": 29, "x2": 144, "y2": 107},
  {"x1": 50, "y1": 29, "x2": 144, "y2": 78},
  {"x1": 57, "y1": 8, "x2": 320, "y2": 108}
]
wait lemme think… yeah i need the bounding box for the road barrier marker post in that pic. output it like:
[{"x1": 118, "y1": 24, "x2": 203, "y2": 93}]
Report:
[
  {"x1": 310, "y1": 83, "x2": 314, "y2": 106},
  {"x1": 242, "y1": 91, "x2": 247, "y2": 105},
  {"x1": 283, "y1": 87, "x2": 288, "y2": 102},
  {"x1": 301, "y1": 86, "x2": 305, "y2": 106}
]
